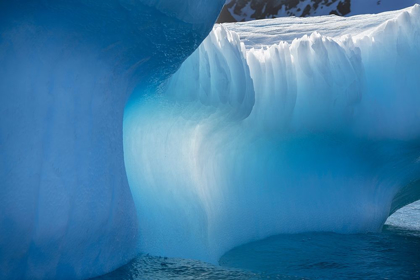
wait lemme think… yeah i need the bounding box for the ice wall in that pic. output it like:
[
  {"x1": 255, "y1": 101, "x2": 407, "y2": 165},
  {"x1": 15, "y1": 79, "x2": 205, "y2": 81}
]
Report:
[
  {"x1": 124, "y1": 5, "x2": 420, "y2": 263},
  {"x1": 2, "y1": 1, "x2": 420, "y2": 277},
  {"x1": 0, "y1": 0, "x2": 224, "y2": 279}
]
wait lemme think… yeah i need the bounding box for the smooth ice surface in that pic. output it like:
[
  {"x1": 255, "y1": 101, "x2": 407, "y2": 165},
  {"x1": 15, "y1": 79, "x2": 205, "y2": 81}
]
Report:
[
  {"x1": 124, "y1": 5, "x2": 420, "y2": 264},
  {"x1": 0, "y1": 0, "x2": 224, "y2": 279}
]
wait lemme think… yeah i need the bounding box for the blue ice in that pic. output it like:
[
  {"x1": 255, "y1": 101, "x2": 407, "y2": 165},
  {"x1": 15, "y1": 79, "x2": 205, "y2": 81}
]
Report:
[{"x1": 1, "y1": 1, "x2": 420, "y2": 279}]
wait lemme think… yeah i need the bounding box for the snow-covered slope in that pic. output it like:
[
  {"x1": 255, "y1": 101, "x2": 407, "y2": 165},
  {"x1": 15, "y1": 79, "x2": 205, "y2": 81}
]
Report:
[{"x1": 218, "y1": 0, "x2": 420, "y2": 22}]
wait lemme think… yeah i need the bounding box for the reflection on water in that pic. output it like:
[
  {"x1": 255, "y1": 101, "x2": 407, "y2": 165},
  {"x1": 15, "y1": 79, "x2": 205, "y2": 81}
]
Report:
[{"x1": 95, "y1": 201, "x2": 420, "y2": 280}]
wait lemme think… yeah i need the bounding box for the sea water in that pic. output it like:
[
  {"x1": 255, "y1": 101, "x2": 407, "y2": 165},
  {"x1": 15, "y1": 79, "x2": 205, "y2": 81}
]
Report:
[{"x1": 95, "y1": 201, "x2": 420, "y2": 280}]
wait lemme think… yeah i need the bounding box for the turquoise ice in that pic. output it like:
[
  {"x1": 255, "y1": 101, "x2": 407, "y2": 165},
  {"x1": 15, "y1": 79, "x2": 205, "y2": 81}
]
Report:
[
  {"x1": 0, "y1": 0, "x2": 224, "y2": 278},
  {"x1": 1, "y1": 1, "x2": 420, "y2": 279}
]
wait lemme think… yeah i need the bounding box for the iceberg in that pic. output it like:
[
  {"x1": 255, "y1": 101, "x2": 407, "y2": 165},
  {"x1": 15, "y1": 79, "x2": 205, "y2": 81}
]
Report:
[
  {"x1": 124, "y1": 5, "x2": 420, "y2": 263},
  {"x1": 1, "y1": 1, "x2": 420, "y2": 279},
  {"x1": 0, "y1": 0, "x2": 224, "y2": 279}
]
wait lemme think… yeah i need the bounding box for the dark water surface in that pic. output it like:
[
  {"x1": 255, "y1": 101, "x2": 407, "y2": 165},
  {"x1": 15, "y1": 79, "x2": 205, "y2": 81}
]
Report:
[{"x1": 95, "y1": 202, "x2": 420, "y2": 279}]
